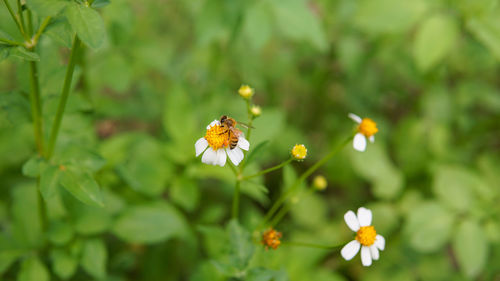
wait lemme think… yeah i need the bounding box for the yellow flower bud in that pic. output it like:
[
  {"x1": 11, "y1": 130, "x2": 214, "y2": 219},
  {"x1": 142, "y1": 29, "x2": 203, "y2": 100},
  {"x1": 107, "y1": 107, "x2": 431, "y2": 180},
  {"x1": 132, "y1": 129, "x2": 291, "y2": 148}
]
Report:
[
  {"x1": 313, "y1": 175, "x2": 327, "y2": 190},
  {"x1": 291, "y1": 144, "x2": 307, "y2": 160},
  {"x1": 250, "y1": 105, "x2": 261, "y2": 117},
  {"x1": 238, "y1": 85, "x2": 254, "y2": 99}
]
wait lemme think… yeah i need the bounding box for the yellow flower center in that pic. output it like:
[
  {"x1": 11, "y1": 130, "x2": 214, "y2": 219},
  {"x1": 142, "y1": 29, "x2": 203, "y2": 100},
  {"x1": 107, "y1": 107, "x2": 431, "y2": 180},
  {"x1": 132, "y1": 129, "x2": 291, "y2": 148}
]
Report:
[
  {"x1": 292, "y1": 144, "x2": 307, "y2": 160},
  {"x1": 358, "y1": 118, "x2": 378, "y2": 137},
  {"x1": 356, "y1": 226, "x2": 377, "y2": 246},
  {"x1": 204, "y1": 124, "x2": 228, "y2": 150}
]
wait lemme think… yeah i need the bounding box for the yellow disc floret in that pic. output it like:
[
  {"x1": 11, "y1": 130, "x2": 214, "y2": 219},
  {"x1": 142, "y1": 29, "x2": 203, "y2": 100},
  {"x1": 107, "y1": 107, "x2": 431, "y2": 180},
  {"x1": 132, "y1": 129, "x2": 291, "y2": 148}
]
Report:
[
  {"x1": 261, "y1": 228, "x2": 282, "y2": 250},
  {"x1": 292, "y1": 144, "x2": 307, "y2": 160},
  {"x1": 358, "y1": 118, "x2": 378, "y2": 137},
  {"x1": 356, "y1": 226, "x2": 377, "y2": 246},
  {"x1": 204, "y1": 124, "x2": 228, "y2": 150}
]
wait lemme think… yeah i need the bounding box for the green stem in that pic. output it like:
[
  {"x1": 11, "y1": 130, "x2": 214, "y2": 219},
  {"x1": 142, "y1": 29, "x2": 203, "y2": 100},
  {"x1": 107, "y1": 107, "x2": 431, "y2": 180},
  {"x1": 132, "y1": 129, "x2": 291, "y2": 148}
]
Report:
[
  {"x1": 32, "y1": 16, "x2": 51, "y2": 46},
  {"x1": 261, "y1": 136, "x2": 353, "y2": 228},
  {"x1": 16, "y1": 0, "x2": 25, "y2": 31},
  {"x1": 46, "y1": 36, "x2": 81, "y2": 159},
  {"x1": 268, "y1": 188, "x2": 315, "y2": 227},
  {"x1": 282, "y1": 241, "x2": 343, "y2": 250},
  {"x1": 242, "y1": 158, "x2": 293, "y2": 181},
  {"x1": 232, "y1": 180, "x2": 241, "y2": 219},
  {"x1": 28, "y1": 60, "x2": 44, "y2": 154},
  {"x1": 3, "y1": 0, "x2": 28, "y2": 40},
  {"x1": 36, "y1": 178, "x2": 47, "y2": 234}
]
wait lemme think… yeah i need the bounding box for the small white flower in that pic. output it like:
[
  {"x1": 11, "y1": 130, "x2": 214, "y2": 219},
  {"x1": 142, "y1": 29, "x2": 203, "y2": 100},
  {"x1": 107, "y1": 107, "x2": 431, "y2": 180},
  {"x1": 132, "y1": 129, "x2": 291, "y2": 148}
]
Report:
[
  {"x1": 341, "y1": 207, "x2": 385, "y2": 267},
  {"x1": 195, "y1": 120, "x2": 250, "y2": 167},
  {"x1": 348, "y1": 113, "x2": 378, "y2": 152}
]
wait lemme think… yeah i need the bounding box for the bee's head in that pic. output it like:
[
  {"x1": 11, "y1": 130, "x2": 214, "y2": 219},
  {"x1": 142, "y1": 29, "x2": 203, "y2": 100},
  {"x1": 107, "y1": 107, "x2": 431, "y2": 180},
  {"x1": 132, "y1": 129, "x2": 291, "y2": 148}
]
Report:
[{"x1": 220, "y1": 115, "x2": 227, "y2": 124}]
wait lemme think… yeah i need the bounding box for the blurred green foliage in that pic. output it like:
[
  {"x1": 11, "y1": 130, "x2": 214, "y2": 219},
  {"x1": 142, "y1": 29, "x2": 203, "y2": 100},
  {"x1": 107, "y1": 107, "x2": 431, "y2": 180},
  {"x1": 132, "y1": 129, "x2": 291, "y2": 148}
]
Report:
[{"x1": 1, "y1": 0, "x2": 500, "y2": 280}]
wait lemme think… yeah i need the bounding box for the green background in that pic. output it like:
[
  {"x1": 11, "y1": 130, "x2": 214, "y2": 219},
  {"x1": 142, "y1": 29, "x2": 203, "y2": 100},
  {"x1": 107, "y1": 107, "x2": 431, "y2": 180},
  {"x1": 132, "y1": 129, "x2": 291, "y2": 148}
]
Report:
[{"x1": 1, "y1": 0, "x2": 500, "y2": 280}]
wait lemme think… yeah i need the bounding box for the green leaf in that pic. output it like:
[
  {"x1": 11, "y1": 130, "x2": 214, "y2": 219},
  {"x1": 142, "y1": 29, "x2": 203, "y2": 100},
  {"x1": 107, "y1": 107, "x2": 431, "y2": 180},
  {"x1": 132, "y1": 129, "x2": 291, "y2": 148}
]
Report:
[
  {"x1": 22, "y1": 156, "x2": 44, "y2": 178},
  {"x1": 112, "y1": 203, "x2": 188, "y2": 244},
  {"x1": 404, "y1": 201, "x2": 454, "y2": 253},
  {"x1": 81, "y1": 238, "x2": 107, "y2": 280},
  {"x1": 46, "y1": 19, "x2": 75, "y2": 48},
  {"x1": 25, "y1": 0, "x2": 68, "y2": 17},
  {"x1": 413, "y1": 14, "x2": 459, "y2": 71},
  {"x1": 40, "y1": 164, "x2": 62, "y2": 200},
  {"x1": 269, "y1": 0, "x2": 327, "y2": 51},
  {"x1": 354, "y1": 0, "x2": 427, "y2": 33},
  {"x1": 244, "y1": 140, "x2": 269, "y2": 166},
  {"x1": 227, "y1": 220, "x2": 254, "y2": 270},
  {"x1": 50, "y1": 249, "x2": 77, "y2": 280},
  {"x1": 433, "y1": 166, "x2": 475, "y2": 212},
  {"x1": 467, "y1": 14, "x2": 500, "y2": 61},
  {"x1": 48, "y1": 221, "x2": 74, "y2": 246},
  {"x1": 92, "y1": 0, "x2": 111, "y2": 8},
  {"x1": 11, "y1": 47, "x2": 40, "y2": 61},
  {"x1": 65, "y1": 3, "x2": 105, "y2": 49},
  {"x1": 453, "y1": 219, "x2": 488, "y2": 278},
  {"x1": 170, "y1": 177, "x2": 199, "y2": 212},
  {"x1": 12, "y1": 184, "x2": 42, "y2": 247},
  {"x1": 247, "y1": 267, "x2": 288, "y2": 281},
  {"x1": 242, "y1": 2, "x2": 272, "y2": 50},
  {"x1": 59, "y1": 165, "x2": 104, "y2": 207},
  {"x1": 17, "y1": 256, "x2": 49, "y2": 281}
]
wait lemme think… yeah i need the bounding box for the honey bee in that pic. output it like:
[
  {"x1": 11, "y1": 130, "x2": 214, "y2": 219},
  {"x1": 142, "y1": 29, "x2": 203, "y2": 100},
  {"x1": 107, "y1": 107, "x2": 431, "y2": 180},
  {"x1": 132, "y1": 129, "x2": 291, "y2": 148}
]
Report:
[{"x1": 219, "y1": 115, "x2": 252, "y2": 149}]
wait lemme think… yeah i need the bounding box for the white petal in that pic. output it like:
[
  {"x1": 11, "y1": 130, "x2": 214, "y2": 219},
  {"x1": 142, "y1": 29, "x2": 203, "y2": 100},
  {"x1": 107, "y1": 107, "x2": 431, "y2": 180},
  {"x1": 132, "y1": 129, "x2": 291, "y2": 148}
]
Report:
[
  {"x1": 374, "y1": 235, "x2": 385, "y2": 251},
  {"x1": 369, "y1": 135, "x2": 375, "y2": 143},
  {"x1": 353, "y1": 133, "x2": 367, "y2": 152},
  {"x1": 361, "y1": 246, "x2": 372, "y2": 266},
  {"x1": 207, "y1": 119, "x2": 219, "y2": 129},
  {"x1": 195, "y1": 138, "x2": 208, "y2": 157},
  {"x1": 370, "y1": 245, "x2": 379, "y2": 260},
  {"x1": 226, "y1": 147, "x2": 244, "y2": 166},
  {"x1": 237, "y1": 136, "x2": 250, "y2": 151},
  {"x1": 216, "y1": 149, "x2": 227, "y2": 167},
  {"x1": 341, "y1": 240, "x2": 360, "y2": 261},
  {"x1": 201, "y1": 147, "x2": 217, "y2": 165},
  {"x1": 357, "y1": 207, "x2": 372, "y2": 227},
  {"x1": 348, "y1": 113, "x2": 362, "y2": 124},
  {"x1": 344, "y1": 210, "x2": 360, "y2": 232}
]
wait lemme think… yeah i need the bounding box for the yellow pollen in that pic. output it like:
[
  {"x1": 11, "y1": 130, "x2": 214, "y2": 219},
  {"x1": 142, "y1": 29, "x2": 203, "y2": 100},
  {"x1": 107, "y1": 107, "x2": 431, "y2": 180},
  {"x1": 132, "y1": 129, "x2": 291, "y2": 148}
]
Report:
[
  {"x1": 204, "y1": 124, "x2": 228, "y2": 150},
  {"x1": 356, "y1": 226, "x2": 377, "y2": 246},
  {"x1": 261, "y1": 228, "x2": 282, "y2": 250},
  {"x1": 292, "y1": 144, "x2": 307, "y2": 160},
  {"x1": 358, "y1": 118, "x2": 378, "y2": 137}
]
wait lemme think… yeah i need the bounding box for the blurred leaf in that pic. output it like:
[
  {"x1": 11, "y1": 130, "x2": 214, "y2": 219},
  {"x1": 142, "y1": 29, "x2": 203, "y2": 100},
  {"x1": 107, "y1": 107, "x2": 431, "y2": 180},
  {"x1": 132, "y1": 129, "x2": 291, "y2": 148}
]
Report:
[
  {"x1": 12, "y1": 184, "x2": 42, "y2": 247},
  {"x1": 170, "y1": 177, "x2": 199, "y2": 212},
  {"x1": 92, "y1": 0, "x2": 111, "y2": 9},
  {"x1": 17, "y1": 256, "x2": 49, "y2": 281},
  {"x1": 247, "y1": 267, "x2": 288, "y2": 281},
  {"x1": 21, "y1": 156, "x2": 44, "y2": 178},
  {"x1": 413, "y1": 14, "x2": 459, "y2": 71},
  {"x1": 467, "y1": 14, "x2": 500, "y2": 61},
  {"x1": 269, "y1": 0, "x2": 327, "y2": 51},
  {"x1": 25, "y1": 0, "x2": 68, "y2": 17},
  {"x1": 244, "y1": 141, "x2": 269, "y2": 166},
  {"x1": 0, "y1": 235, "x2": 24, "y2": 275},
  {"x1": 240, "y1": 181, "x2": 269, "y2": 205},
  {"x1": 55, "y1": 146, "x2": 106, "y2": 172},
  {"x1": 453, "y1": 219, "x2": 488, "y2": 278},
  {"x1": 39, "y1": 164, "x2": 62, "y2": 200},
  {"x1": 112, "y1": 202, "x2": 188, "y2": 244},
  {"x1": 291, "y1": 192, "x2": 327, "y2": 228},
  {"x1": 354, "y1": 0, "x2": 427, "y2": 33},
  {"x1": 50, "y1": 249, "x2": 77, "y2": 280},
  {"x1": 46, "y1": 19, "x2": 74, "y2": 48},
  {"x1": 433, "y1": 165, "x2": 474, "y2": 212},
  {"x1": 81, "y1": 238, "x2": 107, "y2": 280},
  {"x1": 65, "y1": 3, "x2": 105, "y2": 49},
  {"x1": 74, "y1": 205, "x2": 111, "y2": 235},
  {"x1": 242, "y1": 2, "x2": 272, "y2": 50},
  {"x1": 163, "y1": 84, "x2": 197, "y2": 144},
  {"x1": 11, "y1": 47, "x2": 40, "y2": 61},
  {"x1": 48, "y1": 221, "x2": 74, "y2": 246},
  {"x1": 227, "y1": 220, "x2": 254, "y2": 270},
  {"x1": 404, "y1": 201, "x2": 454, "y2": 253},
  {"x1": 59, "y1": 165, "x2": 104, "y2": 207},
  {"x1": 350, "y1": 143, "x2": 404, "y2": 199}
]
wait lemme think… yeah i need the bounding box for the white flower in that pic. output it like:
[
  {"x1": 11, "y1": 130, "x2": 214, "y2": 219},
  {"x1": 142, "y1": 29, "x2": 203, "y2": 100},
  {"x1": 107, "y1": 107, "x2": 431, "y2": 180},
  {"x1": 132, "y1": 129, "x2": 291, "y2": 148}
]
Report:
[
  {"x1": 195, "y1": 120, "x2": 250, "y2": 167},
  {"x1": 341, "y1": 207, "x2": 385, "y2": 267},
  {"x1": 348, "y1": 113, "x2": 379, "y2": 152}
]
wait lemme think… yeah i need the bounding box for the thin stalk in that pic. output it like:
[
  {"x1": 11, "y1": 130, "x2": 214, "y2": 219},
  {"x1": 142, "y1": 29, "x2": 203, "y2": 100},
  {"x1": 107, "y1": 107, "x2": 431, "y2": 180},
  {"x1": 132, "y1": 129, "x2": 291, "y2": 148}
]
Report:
[
  {"x1": 0, "y1": 37, "x2": 22, "y2": 45},
  {"x1": 242, "y1": 158, "x2": 293, "y2": 181},
  {"x1": 28, "y1": 60, "x2": 44, "y2": 154},
  {"x1": 261, "y1": 136, "x2": 353, "y2": 227},
  {"x1": 232, "y1": 180, "x2": 241, "y2": 219},
  {"x1": 282, "y1": 241, "x2": 343, "y2": 250},
  {"x1": 36, "y1": 178, "x2": 47, "y2": 234},
  {"x1": 26, "y1": 9, "x2": 33, "y2": 36},
  {"x1": 3, "y1": 0, "x2": 28, "y2": 40},
  {"x1": 46, "y1": 36, "x2": 81, "y2": 159},
  {"x1": 268, "y1": 188, "x2": 314, "y2": 227},
  {"x1": 32, "y1": 16, "x2": 51, "y2": 45},
  {"x1": 16, "y1": 0, "x2": 25, "y2": 30}
]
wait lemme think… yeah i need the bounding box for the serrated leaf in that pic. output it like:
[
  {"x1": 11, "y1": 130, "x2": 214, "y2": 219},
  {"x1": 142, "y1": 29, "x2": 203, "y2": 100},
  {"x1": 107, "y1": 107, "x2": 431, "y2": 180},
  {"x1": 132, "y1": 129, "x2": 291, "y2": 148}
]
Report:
[
  {"x1": 59, "y1": 165, "x2": 104, "y2": 207},
  {"x1": 50, "y1": 249, "x2": 77, "y2": 280},
  {"x1": 17, "y1": 256, "x2": 49, "y2": 281},
  {"x1": 227, "y1": 220, "x2": 254, "y2": 270},
  {"x1": 112, "y1": 203, "x2": 188, "y2": 244},
  {"x1": 404, "y1": 201, "x2": 454, "y2": 253},
  {"x1": 25, "y1": 0, "x2": 68, "y2": 17},
  {"x1": 453, "y1": 219, "x2": 488, "y2": 278},
  {"x1": 414, "y1": 15, "x2": 458, "y2": 71},
  {"x1": 65, "y1": 3, "x2": 105, "y2": 49},
  {"x1": 81, "y1": 238, "x2": 107, "y2": 280}
]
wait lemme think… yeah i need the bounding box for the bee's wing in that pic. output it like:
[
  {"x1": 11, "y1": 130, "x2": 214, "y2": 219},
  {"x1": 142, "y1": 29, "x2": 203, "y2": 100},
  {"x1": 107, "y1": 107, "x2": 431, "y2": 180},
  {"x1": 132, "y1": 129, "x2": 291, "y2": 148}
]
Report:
[{"x1": 237, "y1": 121, "x2": 255, "y2": 129}]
